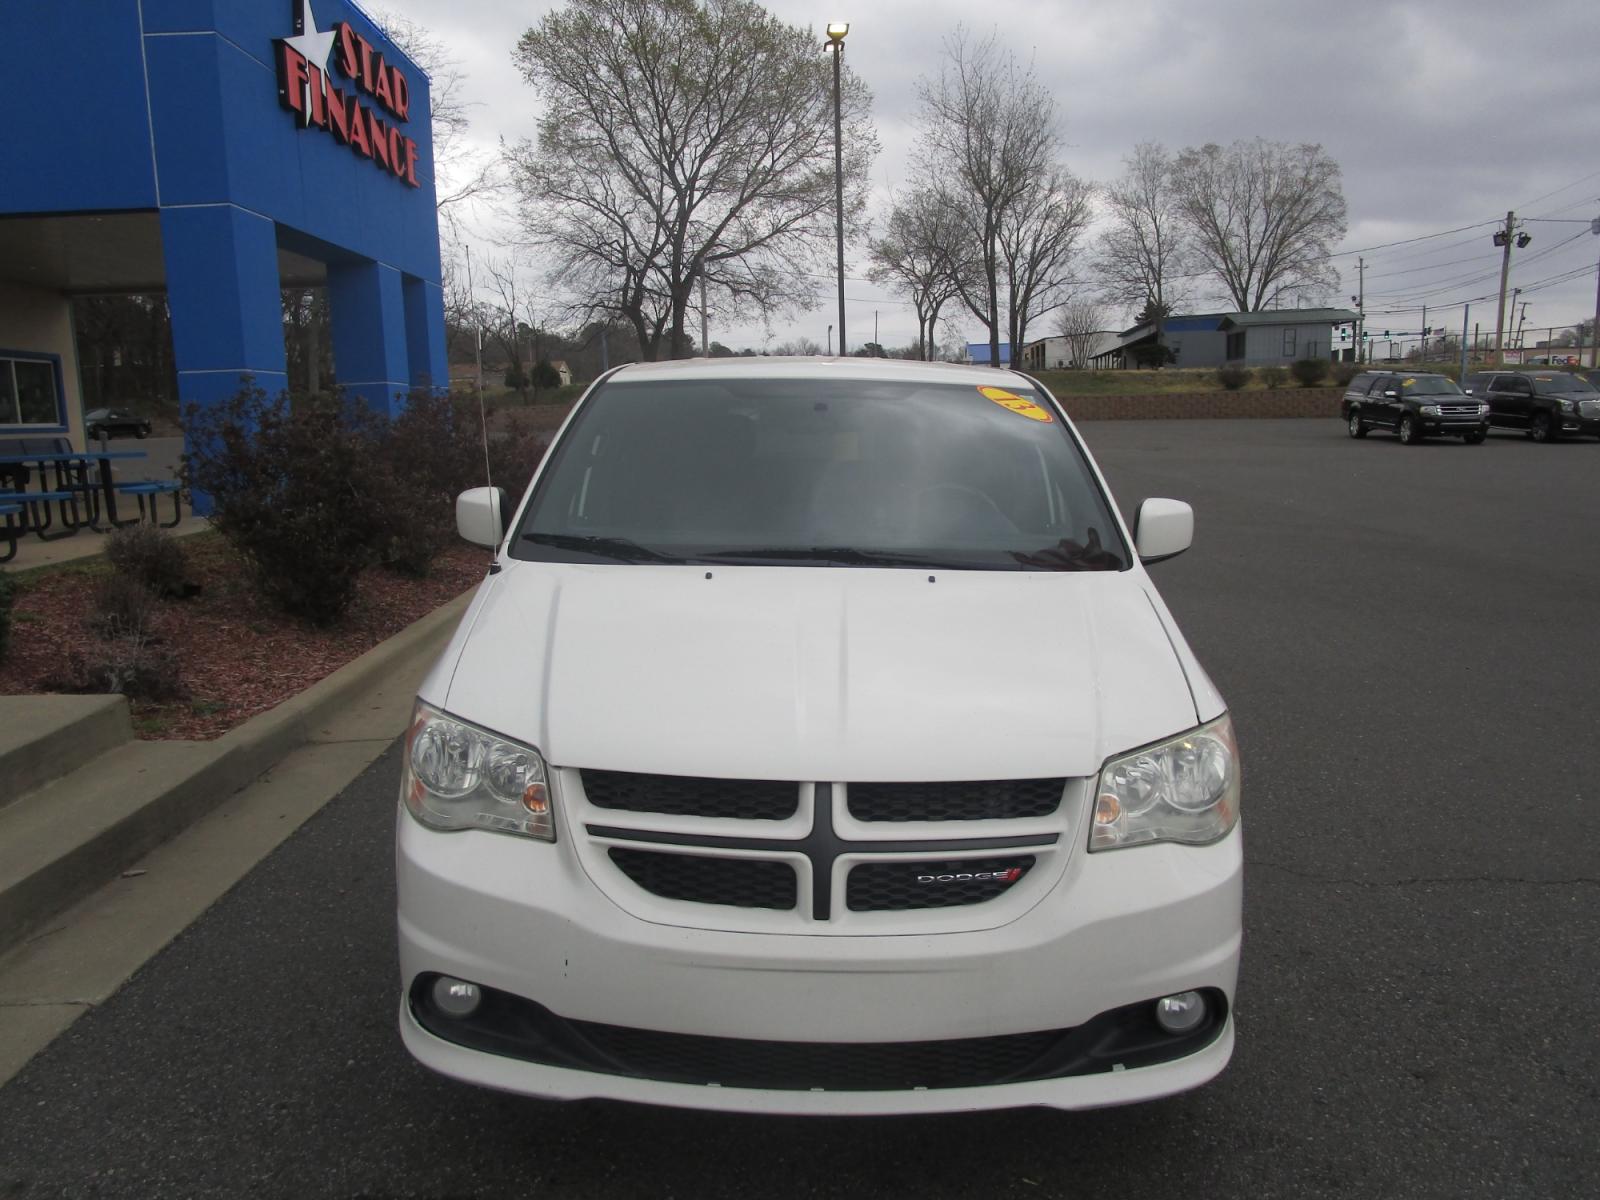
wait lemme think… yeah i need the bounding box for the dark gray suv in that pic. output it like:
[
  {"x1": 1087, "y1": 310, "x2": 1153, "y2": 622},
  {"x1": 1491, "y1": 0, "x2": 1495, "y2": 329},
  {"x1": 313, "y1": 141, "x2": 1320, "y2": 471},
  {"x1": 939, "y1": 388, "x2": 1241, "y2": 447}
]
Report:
[
  {"x1": 1341, "y1": 371, "x2": 1490, "y2": 445},
  {"x1": 1460, "y1": 370, "x2": 1600, "y2": 442}
]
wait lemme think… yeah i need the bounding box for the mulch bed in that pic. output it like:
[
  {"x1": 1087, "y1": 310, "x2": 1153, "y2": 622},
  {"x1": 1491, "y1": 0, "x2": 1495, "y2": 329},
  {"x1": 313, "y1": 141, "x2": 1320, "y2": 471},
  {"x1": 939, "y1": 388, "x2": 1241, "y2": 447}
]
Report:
[{"x1": 0, "y1": 535, "x2": 486, "y2": 740}]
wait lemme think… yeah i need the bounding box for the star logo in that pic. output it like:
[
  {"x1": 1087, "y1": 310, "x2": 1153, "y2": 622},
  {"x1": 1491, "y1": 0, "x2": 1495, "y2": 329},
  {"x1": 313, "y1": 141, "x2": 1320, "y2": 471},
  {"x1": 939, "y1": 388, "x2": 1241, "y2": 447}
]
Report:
[{"x1": 282, "y1": 0, "x2": 336, "y2": 112}]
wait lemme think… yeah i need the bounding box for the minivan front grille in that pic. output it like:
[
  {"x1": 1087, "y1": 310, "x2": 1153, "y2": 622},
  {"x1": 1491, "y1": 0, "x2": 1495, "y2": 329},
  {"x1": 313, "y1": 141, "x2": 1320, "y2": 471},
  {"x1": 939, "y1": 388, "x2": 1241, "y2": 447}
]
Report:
[
  {"x1": 582, "y1": 770, "x2": 799, "y2": 820},
  {"x1": 847, "y1": 779, "x2": 1064, "y2": 822},
  {"x1": 608, "y1": 848, "x2": 797, "y2": 910},
  {"x1": 846, "y1": 856, "x2": 1035, "y2": 911},
  {"x1": 587, "y1": 778, "x2": 1064, "y2": 925}
]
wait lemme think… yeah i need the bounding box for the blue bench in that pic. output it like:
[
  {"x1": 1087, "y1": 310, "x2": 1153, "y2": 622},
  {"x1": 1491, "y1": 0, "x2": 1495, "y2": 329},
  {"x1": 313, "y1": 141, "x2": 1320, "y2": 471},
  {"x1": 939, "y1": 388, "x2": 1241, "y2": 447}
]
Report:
[
  {"x1": 0, "y1": 488, "x2": 86, "y2": 543},
  {"x1": 0, "y1": 500, "x2": 20, "y2": 564},
  {"x1": 114, "y1": 480, "x2": 182, "y2": 528}
]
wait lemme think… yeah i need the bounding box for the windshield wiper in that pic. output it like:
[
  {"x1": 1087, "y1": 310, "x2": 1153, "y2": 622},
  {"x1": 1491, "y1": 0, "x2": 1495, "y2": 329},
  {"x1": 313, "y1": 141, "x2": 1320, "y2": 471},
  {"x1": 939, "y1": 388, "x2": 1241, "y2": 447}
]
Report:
[
  {"x1": 703, "y1": 546, "x2": 987, "y2": 569},
  {"x1": 521, "y1": 532, "x2": 688, "y2": 564}
]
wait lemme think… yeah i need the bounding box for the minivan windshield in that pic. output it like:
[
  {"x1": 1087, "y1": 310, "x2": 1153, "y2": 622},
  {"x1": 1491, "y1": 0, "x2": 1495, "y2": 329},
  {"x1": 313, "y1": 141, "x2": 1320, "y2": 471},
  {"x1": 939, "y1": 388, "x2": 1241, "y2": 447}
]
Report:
[{"x1": 513, "y1": 377, "x2": 1129, "y2": 571}]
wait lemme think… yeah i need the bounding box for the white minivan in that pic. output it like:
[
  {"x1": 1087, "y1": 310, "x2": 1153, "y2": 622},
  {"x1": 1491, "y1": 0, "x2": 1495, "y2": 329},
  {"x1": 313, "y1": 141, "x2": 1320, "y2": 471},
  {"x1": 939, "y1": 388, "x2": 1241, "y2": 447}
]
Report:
[{"x1": 397, "y1": 357, "x2": 1241, "y2": 1114}]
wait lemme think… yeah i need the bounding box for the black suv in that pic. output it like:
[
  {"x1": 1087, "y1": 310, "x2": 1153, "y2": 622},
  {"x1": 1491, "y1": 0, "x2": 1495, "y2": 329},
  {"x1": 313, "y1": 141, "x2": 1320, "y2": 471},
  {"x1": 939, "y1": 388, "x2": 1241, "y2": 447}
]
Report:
[
  {"x1": 1341, "y1": 371, "x2": 1490, "y2": 444},
  {"x1": 1461, "y1": 370, "x2": 1600, "y2": 442}
]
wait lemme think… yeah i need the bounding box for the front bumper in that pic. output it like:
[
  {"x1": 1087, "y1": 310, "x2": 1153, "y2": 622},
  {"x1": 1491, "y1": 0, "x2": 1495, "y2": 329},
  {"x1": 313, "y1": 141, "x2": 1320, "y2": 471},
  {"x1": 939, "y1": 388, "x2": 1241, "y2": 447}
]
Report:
[
  {"x1": 1421, "y1": 418, "x2": 1489, "y2": 435},
  {"x1": 395, "y1": 809, "x2": 1243, "y2": 1113}
]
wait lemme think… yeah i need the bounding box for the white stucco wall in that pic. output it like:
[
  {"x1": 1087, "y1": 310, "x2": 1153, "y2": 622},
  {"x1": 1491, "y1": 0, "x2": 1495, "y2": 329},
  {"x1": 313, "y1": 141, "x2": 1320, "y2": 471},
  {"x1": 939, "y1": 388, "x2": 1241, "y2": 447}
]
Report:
[{"x1": 0, "y1": 280, "x2": 83, "y2": 448}]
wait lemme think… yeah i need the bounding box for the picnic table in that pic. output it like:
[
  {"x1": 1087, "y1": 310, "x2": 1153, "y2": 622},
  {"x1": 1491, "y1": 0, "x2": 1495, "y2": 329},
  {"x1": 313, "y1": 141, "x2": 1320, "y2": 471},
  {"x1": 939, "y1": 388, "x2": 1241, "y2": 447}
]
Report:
[{"x1": 0, "y1": 448, "x2": 179, "y2": 563}]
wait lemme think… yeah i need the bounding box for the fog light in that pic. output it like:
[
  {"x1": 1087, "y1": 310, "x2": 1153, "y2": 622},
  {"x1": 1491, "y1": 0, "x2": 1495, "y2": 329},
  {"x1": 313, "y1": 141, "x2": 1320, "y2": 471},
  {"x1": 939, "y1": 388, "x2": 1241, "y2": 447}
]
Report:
[
  {"x1": 1154, "y1": 990, "x2": 1206, "y2": 1034},
  {"x1": 432, "y1": 976, "x2": 482, "y2": 1018}
]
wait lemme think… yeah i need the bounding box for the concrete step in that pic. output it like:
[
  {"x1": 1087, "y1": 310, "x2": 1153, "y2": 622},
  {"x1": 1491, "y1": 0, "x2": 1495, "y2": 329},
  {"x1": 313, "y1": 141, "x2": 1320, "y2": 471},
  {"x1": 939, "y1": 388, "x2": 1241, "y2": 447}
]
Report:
[
  {"x1": 0, "y1": 739, "x2": 230, "y2": 953},
  {"x1": 0, "y1": 695, "x2": 132, "y2": 809}
]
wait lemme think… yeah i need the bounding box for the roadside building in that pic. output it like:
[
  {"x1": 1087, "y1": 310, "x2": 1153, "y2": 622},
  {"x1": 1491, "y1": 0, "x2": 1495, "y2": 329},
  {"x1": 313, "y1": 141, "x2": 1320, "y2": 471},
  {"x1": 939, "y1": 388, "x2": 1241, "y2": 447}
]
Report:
[
  {"x1": 1094, "y1": 309, "x2": 1360, "y2": 369},
  {"x1": 1020, "y1": 333, "x2": 1121, "y2": 371},
  {"x1": 0, "y1": 0, "x2": 447, "y2": 500},
  {"x1": 965, "y1": 343, "x2": 1013, "y2": 367}
]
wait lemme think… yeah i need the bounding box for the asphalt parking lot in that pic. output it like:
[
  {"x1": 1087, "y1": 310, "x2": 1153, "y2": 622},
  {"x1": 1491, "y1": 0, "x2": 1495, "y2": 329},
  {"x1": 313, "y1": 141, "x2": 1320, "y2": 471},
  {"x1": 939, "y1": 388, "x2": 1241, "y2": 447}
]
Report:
[{"x1": 1, "y1": 417, "x2": 1597, "y2": 1198}]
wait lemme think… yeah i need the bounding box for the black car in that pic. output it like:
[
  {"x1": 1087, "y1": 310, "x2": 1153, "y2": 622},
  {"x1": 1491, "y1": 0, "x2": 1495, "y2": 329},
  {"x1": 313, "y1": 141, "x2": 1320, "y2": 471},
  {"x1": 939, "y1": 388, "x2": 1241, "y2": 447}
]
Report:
[
  {"x1": 83, "y1": 407, "x2": 152, "y2": 439},
  {"x1": 1460, "y1": 369, "x2": 1600, "y2": 442},
  {"x1": 1341, "y1": 371, "x2": 1490, "y2": 445}
]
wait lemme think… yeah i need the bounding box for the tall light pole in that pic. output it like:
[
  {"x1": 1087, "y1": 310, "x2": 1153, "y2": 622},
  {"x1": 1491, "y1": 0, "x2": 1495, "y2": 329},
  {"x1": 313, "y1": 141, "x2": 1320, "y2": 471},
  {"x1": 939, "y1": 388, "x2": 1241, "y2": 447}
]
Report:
[{"x1": 825, "y1": 22, "x2": 849, "y2": 357}]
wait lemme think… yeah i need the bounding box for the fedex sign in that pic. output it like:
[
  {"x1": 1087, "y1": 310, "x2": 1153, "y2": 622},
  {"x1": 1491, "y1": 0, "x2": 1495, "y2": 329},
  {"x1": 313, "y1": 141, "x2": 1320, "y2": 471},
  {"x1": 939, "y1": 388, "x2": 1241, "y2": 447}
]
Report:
[{"x1": 275, "y1": 0, "x2": 420, "y2": 188}]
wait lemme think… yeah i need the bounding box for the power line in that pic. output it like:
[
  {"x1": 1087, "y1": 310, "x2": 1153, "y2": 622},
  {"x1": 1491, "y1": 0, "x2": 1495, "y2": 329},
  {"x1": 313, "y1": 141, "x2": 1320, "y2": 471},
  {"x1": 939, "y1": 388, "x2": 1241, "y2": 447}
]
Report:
[{"x1": 1518, "y1": 167, "x2": 1600, "y2": 212}]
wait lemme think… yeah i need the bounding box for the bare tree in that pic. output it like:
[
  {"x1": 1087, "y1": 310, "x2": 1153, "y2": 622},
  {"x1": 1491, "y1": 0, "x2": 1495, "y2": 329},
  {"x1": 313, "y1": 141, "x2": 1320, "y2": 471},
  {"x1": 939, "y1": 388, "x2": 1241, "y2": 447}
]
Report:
[
  {"x1": 1056, "y1": 297, "x2": 1105, "y2": 369},
  {"x1": 914, "y1": 28, "x2": 1056, "y2": 368},
  {"x1": 1169, "y1": 139, "x2": 1347, "y2": 312},
  {"x1": 373, "y1": 11, "x2": 500, "y2": 217},
  {"x1": 510, "y1": 0, "x2": 877, "y2": 361},
  {"x1": 1000, "y1": 167, "x2": 1093, "y2": 361},
  {"x1": 1096, "y1": 143, "x2": 1190, "y2": 334},
  {"x1": 868, "y1": 190, "x2": 964, "y2": 360}
]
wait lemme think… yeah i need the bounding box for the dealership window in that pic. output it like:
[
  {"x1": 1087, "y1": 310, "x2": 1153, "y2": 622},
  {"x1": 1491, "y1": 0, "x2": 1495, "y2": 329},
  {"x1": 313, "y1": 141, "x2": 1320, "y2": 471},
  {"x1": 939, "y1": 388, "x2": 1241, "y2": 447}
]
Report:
[
  {"x1": 1281, "y1": 328, "x2": 1297, "y2": 357},
  {"x1": 0, "y1": 354, "x2": 65, "y2": 428}
]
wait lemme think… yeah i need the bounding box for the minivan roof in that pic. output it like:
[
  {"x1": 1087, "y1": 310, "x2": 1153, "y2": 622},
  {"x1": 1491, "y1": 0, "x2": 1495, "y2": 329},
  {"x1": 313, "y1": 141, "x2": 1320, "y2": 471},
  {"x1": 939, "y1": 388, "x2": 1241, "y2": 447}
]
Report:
[{"x1": 610, "y1": 356, "x2": 1035, "y2": 388}]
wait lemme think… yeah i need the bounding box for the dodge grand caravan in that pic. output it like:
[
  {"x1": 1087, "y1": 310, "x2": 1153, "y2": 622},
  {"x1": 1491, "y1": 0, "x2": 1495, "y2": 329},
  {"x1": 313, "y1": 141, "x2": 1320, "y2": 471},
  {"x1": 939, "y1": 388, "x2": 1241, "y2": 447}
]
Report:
[{"x1": 396, "y1": 358, "x2": 1242, "y2": 1114}]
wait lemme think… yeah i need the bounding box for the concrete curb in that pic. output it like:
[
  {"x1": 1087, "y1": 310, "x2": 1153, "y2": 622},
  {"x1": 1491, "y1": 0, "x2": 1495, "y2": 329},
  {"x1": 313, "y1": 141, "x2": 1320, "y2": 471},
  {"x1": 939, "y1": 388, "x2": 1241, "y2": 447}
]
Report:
[{"x1": 0, "y1": 587, "x2": 474, "y2": 957}]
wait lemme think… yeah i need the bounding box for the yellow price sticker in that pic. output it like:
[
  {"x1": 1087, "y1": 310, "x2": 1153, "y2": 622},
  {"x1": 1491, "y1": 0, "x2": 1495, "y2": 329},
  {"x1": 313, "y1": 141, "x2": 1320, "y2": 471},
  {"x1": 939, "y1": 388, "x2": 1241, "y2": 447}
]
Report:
[{"x1": 978, "y1": 385, "x2": 1053, "y2": 422}]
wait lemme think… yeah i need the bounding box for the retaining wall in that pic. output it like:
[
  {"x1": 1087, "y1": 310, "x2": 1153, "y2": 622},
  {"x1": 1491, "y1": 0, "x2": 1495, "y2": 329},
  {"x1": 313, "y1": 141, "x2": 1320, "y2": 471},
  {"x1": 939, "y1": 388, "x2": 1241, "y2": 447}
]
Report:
[{"x1": 1054, "y1": 387, "x2": 1343, "y2": 421}]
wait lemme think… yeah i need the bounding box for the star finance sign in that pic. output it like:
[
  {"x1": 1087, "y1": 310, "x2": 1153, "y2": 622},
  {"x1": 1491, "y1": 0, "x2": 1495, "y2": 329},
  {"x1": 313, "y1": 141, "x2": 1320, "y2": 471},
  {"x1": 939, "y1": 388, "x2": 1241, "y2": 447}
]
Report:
[{"x1": 275, "y1": 0, "x2": 420, "y2": 188}]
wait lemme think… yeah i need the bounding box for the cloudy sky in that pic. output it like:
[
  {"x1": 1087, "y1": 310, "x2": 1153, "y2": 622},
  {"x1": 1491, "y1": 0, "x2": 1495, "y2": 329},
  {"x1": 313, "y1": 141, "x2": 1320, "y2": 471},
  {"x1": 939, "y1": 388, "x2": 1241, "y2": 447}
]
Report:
[{"x1": 381, "y1": 0, "x2": 1600, "y2": 354}]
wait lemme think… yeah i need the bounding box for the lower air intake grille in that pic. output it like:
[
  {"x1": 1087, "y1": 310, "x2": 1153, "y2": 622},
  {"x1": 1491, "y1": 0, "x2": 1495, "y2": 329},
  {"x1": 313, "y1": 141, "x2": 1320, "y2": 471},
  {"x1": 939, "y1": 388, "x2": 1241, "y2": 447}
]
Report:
[
  {"x1": 846, "y1": 857, "x2": 1035, "y2": 911},
  {"x1": 608, "y1": 848, "x2": 796, "y2": 910},
  {"x1": 410, "y1": 976, "x2": 1231, "y2": 1091},
  {"x1": 582, "y1": 770, "x2": 798, "y2": 820},
  {"x1": 847, "y1": 779, "x2": 1064, "y2": 822},
  {"x1": 575, "y1": 1021, "x2": 1060, "y2": 1091}
]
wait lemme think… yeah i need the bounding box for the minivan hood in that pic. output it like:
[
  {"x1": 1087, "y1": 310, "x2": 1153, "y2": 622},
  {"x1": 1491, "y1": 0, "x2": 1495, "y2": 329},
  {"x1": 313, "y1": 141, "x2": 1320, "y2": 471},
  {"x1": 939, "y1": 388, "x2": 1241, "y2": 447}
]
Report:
[{"x1": 438, "y1": 561, "x2": 1198, "y2": 782}]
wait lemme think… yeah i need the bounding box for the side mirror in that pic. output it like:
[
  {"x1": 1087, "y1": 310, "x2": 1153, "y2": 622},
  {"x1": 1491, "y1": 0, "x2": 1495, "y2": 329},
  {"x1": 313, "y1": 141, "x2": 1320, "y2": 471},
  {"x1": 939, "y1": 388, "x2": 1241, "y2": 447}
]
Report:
[
  {"x1": 456, "y1": 486, "x2": 508, "y2": 549},
  {"x1": 1134, "y1": 498, "x2": 1193, "y2": 564}
]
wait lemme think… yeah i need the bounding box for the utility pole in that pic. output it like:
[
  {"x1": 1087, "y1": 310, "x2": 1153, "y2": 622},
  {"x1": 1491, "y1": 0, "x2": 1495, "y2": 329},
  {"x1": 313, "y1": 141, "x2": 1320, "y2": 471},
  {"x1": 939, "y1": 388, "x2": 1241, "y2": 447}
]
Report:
[
  {"x1": 1590, "y1": 215, "x2": 1600, "y2": 367},
  {"x1": 1460, "y1": 305, "x2": 1469, "y2": 380},
  {"x1": 1352, "y1": 258, "x2": 1366, "y2": 363},
  {"x1": 1492, "y1": 210, "x2": 1516, "y2": 360},
  {"x1": 874, "y1": 309, "x2": 879, "y2": 350},
  {"x1": 699, "y1": 273, "x2": 709, "y2": 357},
  {"x1": 1420, "y1": 304, "x2": 1427, "y2": 361}
]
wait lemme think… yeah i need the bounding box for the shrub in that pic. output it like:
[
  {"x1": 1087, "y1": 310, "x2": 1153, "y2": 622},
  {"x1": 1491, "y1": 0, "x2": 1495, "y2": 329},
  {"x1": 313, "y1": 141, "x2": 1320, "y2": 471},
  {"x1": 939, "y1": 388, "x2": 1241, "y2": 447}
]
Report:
[
  {"x1": 105, "y1": 524, "x2": 188, "y2": 598},
  {"x1": 1259, "y1": 365, "x2": 1288, "y2": 388},
  {"x1": 1216, "y1": 364, "x2": 1251, "y2": 391},
  {"x1": 1331, "y1": 362, "x2": 1359, "y2": 387},
  {"x1": 0, "y1": 571, "x2": 13, "y2": 663},
  {"x1": 183, "y1": 385, "x2": 386, "y2": 625},
  {"x1": 367, "y1": 390, "x2": 492, "y2": 577},
  {"x1": 88, "y1": 575, "x2": 157, "y2": 640},
  {"x1": 1290, "y1": 358, "x2": 1330, "y2": 387},
  {"x1": 49, "y1": 633, "x2": 186, "y2": 702}
]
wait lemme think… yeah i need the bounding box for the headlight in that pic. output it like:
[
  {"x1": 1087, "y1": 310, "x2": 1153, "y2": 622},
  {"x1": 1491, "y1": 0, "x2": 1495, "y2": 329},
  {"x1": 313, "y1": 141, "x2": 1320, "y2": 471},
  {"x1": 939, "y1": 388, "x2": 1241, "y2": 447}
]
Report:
[
  {"x1": 1091, "y1": 715, "x2": 1239, "y2": 850},
  {"x1": 1477, "y1": 402, "x2": 1491, "y2": 416},
  {"x1": 1420, "y1": 404, "x2": 1441, "y2": 416},
  {"x1": 402, "y1": 701, "x2": 554, "y2": 840},
  {"x1": 1556, "y1": 398, "x2": 1574, "y2": 413}
]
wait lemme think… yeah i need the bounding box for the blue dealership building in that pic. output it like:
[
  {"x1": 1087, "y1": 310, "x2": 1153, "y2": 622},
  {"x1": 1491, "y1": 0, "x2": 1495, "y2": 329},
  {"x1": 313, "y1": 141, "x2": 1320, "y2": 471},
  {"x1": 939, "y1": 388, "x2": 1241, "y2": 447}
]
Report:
[{"x1": 0, "y1": 0, "x2": 446, "y2": 453}]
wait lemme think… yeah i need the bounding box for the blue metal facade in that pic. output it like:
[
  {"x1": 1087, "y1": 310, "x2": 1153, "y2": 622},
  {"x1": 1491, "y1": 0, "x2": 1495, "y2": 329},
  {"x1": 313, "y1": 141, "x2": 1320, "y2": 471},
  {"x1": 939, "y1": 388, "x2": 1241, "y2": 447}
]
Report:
[{"x1": 2, "y1": 0, "x2": 446, "y2": 419}]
